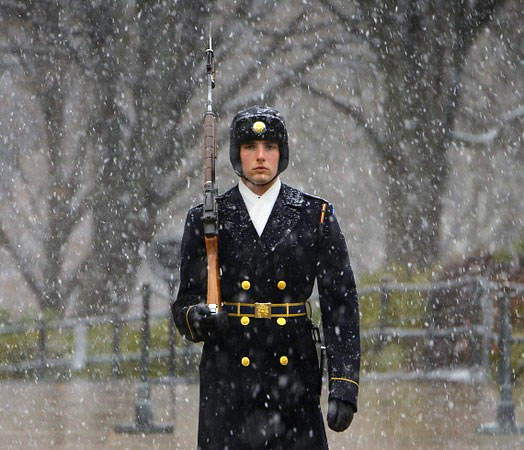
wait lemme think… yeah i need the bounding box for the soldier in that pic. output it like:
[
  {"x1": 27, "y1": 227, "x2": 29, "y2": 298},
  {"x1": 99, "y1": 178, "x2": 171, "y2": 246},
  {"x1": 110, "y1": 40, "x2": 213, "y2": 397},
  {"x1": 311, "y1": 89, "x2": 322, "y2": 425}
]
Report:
[{"x1": 172, "y1": 105, "x2": 360, "y2": 450}]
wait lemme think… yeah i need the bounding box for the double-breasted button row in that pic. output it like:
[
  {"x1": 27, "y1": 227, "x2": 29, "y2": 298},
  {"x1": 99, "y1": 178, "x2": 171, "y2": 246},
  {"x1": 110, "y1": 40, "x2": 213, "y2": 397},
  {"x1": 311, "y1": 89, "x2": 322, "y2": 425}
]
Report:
[
  {"x1": 240, "y1": 280, "x2": 287, "y2": 290},
  {"x1": 240, "y1": 356, "x2": 289, "y2": 367},
  {"x1": 239, "y1": 316, "x2": 286, "y2": 326}
]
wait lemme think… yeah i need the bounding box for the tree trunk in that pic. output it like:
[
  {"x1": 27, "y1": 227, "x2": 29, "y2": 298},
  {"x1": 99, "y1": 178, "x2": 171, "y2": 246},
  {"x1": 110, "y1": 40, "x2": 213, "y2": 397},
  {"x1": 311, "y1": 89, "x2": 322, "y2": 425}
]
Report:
[
  {"x1": 381, "y1": 137, "x2": 448, "y2": 267},
  {"x1": 369, "y1": 0, "x2": 470, "y2": 266},
  {"x1": 41, "y1": 83, "x2": 67, "y2": 312}
]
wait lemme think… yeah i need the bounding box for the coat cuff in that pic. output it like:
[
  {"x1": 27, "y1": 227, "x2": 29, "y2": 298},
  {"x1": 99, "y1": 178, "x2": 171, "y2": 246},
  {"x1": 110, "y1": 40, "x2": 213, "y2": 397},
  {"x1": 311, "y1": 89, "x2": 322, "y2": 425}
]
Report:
[{"x1": 329, "y1": 377, "x2": 359, "y2": 412}]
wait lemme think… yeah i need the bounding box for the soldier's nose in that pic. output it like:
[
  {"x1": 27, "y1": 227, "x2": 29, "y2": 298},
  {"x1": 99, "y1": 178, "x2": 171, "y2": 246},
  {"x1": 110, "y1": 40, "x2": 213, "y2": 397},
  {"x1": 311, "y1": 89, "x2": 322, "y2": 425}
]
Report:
[{"x1": 256, "y1": 147, "x2": 265, "y2": 159}]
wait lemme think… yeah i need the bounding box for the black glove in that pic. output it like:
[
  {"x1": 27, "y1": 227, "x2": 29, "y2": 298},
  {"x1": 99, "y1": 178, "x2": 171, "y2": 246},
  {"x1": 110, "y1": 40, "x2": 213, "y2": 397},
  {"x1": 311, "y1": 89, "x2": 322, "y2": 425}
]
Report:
[
  {"x1": 188, "y1": 304, "x2": 229, "y2": 341},
  {"x1": 327, "y1": 398, "x2": 355, "y2": 432}
]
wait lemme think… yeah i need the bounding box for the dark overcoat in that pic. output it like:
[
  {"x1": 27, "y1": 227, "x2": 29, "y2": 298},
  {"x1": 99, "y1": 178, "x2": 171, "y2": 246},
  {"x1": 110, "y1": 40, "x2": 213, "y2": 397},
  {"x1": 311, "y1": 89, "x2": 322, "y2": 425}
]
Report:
[{"x1": 173, "y1": 183, "x2": 360, "y2": 450}]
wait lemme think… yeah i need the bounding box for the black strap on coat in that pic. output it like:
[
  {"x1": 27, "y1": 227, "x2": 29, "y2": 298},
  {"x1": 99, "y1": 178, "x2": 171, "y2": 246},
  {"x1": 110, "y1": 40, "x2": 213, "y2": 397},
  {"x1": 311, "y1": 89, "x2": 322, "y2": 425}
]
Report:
[{"x1": 310, "y1": 202, "x2": 329, "y2": 393}]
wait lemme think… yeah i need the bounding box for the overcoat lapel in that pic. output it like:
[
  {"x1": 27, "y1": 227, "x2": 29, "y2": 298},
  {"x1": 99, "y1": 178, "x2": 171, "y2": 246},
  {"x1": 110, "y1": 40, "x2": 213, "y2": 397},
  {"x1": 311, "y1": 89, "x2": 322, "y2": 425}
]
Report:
[
  {"x1": 219, "y1": 186, "x2": 261, "y2": 249},
  {"x1": 219, "y1": 184, "x2": 304, "y2": 258},
  {"x1": 259, "y1": 184, "x2": 303, "y2": 257}
]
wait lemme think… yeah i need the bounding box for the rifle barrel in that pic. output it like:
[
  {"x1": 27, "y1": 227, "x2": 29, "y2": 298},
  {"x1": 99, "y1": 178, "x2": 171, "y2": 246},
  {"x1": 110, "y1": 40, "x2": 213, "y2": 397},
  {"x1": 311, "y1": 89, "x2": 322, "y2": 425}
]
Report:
[{"x1": 203, "y1": 33, "x2": 221, "y2": 313}]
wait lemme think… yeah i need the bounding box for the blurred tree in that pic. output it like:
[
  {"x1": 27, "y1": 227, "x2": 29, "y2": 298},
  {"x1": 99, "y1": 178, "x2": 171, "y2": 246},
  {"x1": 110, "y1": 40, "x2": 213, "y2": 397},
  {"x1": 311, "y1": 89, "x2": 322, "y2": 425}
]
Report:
[
  {"x1": 68, "y1": 0, "x2": 328, "y2": 314},
  {"x1": 0, "y1": 1, "x2": 93, "y2": 315},
  {"x1": 3, "y1": 0, "x2": 513, "y2": 316},
  {"x1": 306, "y1": 0, "x2": 510, "y2": 266},
  {"x1": 0, "y1": 0, "x2": 334, "y2": 314},
  {"x1": 446, "y1": 2, "x2": 524, "y2": 257}
]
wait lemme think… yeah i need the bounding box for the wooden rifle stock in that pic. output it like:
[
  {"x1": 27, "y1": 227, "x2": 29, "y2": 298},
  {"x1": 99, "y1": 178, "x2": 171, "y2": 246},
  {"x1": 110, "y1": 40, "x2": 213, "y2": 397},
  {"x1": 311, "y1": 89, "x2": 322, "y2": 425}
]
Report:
[{"x1": 205, "y1": 236, "x2": 221, "y2": 311}]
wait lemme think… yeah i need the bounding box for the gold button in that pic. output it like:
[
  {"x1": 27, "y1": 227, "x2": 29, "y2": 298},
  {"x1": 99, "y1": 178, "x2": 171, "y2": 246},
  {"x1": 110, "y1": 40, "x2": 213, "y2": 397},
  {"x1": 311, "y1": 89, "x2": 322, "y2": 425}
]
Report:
[
  {"x1": 279, "y1": 356, "x2": 289, "y2": 366},
  {"x1": 277, "y1": 280, "x2": 286, "y2": 290},
  {"x1": 241, "y1": 357, "x2": 250, "y2": 367},
  {"x1": 240, "y1": 316, "x2": 250, "y2": 326},
  {"x1": 277, "y1": 317, "x2": 286, "y2": 326},
  {"x1": 241, "y1": 280, "x2": 251, "y2": 290}
]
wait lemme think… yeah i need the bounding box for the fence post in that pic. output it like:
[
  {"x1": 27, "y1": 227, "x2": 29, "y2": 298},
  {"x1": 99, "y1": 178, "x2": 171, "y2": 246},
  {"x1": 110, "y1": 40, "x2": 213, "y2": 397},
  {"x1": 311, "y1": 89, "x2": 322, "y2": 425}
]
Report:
[
  {"x1": 183, "y1": 338, "x2": 193, "y2": 379},
  {"x1": 37, "y1": 319, "x2": 47, "y2": 380},
  {"x1": 141, "y1": 285, "x2": 150, "y2": 383},
  {"x1": 478, "y1": 286, "x2": 524, "y2": 435},
  {"x1": 379, "y1": 278, "x2": 389, "y2": 334},
  {"x1": 112, "y1": 313, "x2": 122, "y2": 379},
  {"x1": 115, "y1": 284, "x2": 173, "y2": 434},
  {"x1": 479, "y1": 277, "x2": 493, "y2": 381},
  {"x1": 373, "y1": 277, "x2": 390, "y2": 354},
  {"x1": 425, "y1": 284, "x2": 439, "y2": 372},
  {"x1": 146, "y1": 238, "x2": 180, "y2": 380},
  {"x1": 470, "y1": 277, "x2": 484, "y2": 373},
  {"x1": 72, "y1": 321, "x2": 88, "y2": 371},
  {"x1": 168, "y1": 278, "x2": 177, "y2": 379}
]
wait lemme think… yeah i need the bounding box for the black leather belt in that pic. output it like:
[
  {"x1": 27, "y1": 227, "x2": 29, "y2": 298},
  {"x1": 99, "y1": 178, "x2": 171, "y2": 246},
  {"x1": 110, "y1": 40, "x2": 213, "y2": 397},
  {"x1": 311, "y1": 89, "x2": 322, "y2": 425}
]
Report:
[{"x1": 222, "y1": 302, "x2": 307, "y2": 318}]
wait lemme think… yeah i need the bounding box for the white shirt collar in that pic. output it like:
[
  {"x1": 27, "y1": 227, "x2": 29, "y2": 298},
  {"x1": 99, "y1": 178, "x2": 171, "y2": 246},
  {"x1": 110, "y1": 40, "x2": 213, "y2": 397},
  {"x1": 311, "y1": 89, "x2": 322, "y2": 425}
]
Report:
[
  {"x1": 238, "y1": 178, "x2": 281, "y2": 236},
  {"x1": 238, "y1": 177, "x2": 281, "y2": 202}
]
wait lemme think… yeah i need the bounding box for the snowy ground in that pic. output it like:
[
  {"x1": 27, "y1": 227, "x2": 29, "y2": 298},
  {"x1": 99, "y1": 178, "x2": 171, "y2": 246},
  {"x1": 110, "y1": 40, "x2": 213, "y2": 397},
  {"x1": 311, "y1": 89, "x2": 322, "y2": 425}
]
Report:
[{"x1": 0, "y1": 380, "x2": 522, "y2": 449}]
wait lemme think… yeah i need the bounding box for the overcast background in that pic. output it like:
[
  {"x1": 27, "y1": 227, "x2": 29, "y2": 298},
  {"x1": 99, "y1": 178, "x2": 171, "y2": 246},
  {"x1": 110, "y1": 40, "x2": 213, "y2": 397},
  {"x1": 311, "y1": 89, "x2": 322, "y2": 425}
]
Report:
[{"x1": 0, "y1": 0, "x2": 522, "y2": 318}]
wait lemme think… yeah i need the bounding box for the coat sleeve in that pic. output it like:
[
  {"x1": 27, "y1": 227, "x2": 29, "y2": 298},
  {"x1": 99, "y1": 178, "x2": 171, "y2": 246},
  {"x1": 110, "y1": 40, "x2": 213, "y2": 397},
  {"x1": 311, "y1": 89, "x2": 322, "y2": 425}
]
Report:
[
  {"x1": 171, "y1": 207, "x2": 207, "y2": 342},
  {"x1": 316, "y1": 204, "x2": 360, "y2": 411}
]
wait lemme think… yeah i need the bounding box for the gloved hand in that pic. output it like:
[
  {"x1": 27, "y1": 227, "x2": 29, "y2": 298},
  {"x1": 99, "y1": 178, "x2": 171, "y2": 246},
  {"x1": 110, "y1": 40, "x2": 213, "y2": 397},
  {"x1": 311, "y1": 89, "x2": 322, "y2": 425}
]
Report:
[
  {"x1": 327, "y1": 398, "x2": 355, "y2": 432},
  {"x1": 188, "y1": 304, "x2": 229, "y2": 341}
]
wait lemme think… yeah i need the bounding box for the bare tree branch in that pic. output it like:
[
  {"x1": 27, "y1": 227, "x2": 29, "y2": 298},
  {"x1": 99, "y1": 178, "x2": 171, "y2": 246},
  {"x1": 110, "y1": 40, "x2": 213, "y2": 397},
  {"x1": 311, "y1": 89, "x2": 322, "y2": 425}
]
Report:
[
  {"x1": 162, "y1": 37, "x2": 342, "y2": 203},
  {"x1": 467, "y1": 0, "x2": 508, "y2": 37},
  {"x1": 296, "y1": 80, "x2": 385, "y2": 153},
  {"x1": 254, "y1": 18, "x2": 338, "y2": 38},
  {"x1": 318, "y1": 0, "x2": 368, "y2": 34},
  {"x1": 0, "y1": 226, "x2": 43, "y2": 300},
  {"x1": 453, "y1": 105, "x2": 524, "y2": 144},
  {"x1": 0, "y1": 1, "x2": 29, "y2": 17}
]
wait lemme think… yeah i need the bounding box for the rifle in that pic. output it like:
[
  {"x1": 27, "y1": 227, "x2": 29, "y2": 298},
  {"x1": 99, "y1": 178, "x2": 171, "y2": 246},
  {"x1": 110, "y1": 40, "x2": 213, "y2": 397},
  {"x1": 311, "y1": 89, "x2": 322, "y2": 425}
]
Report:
[{"x1": 202, "y1": 34, "x2": 221, "y2": 314}]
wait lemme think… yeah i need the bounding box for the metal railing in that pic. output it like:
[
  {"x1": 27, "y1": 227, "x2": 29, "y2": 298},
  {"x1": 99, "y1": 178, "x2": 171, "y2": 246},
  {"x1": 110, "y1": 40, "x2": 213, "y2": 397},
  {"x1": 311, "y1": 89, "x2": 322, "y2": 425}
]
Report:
[
  {"x1": 358, "y1": 276, "x2": 523, "y2": 382},
  {"x1": 1, "y1": 276, "x2": 522, "y2": 434},
  {"x1": 0, "y1": 287, "x2": 195, "y2": 382},
  {"x1": 0, "y1": 276, "x2": 522, "y2": 383}
]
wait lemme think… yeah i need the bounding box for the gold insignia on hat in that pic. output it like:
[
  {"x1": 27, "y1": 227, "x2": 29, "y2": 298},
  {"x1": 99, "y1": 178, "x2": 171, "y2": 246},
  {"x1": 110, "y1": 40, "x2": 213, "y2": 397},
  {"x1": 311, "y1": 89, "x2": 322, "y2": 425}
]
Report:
[{"x1": 252, "y1": 121, "x2": 266, "y2": 134}]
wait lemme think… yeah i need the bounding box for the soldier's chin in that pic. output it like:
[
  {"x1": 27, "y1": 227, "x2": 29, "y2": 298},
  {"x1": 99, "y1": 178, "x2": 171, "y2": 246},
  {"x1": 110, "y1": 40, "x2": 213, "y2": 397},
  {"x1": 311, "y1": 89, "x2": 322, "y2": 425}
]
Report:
[{"x1": 248, "y1": 175, "x2": 271, "y2": 185}]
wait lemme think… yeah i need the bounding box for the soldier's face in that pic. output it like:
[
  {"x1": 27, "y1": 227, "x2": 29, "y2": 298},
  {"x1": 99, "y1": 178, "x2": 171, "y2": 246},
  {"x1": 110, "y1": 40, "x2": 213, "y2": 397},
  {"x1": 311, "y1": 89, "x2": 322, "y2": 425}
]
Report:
[{"x1": 240, "y1": 140, "x2": 280, "y2": 192}]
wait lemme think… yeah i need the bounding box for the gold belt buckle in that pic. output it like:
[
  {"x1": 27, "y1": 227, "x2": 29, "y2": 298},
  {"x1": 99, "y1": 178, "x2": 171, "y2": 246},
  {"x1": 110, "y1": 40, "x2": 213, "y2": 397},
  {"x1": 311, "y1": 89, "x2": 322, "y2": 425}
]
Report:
[{"x1": 254, "y1": 302, "x2": 271, "y2": 319}]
